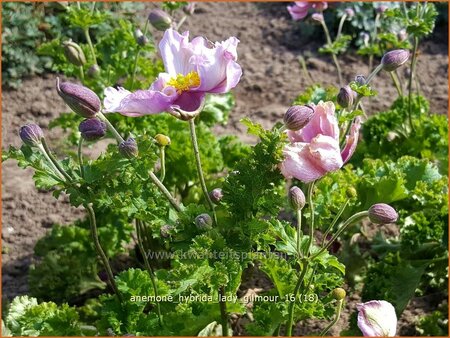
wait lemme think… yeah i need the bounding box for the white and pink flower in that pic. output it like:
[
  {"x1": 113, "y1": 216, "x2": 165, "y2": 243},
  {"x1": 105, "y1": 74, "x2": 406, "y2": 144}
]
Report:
[
  {"x1": 357, "y1": 300, "x2": 398, "y2": 336},
  {"x1": 104, "y1": 29, "x2": 242, "y2": 118},
  {"x1": 287, "y1": 2, "x2": 328, "y2": 21},
  {"x1": 280, "y1": 101, "x2": 361, "y2": 183}
]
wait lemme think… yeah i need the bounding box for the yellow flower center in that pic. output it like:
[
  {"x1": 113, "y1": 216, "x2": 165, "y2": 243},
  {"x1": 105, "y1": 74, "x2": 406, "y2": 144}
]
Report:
[{"x1": 166, "y1": 71, "x2": 201, "y2": 93}]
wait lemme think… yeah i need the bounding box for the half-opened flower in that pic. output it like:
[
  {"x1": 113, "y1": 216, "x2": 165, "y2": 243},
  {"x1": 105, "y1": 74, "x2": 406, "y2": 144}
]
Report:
[
  {"x1": 357, "y1": 300, "x2": 397, "y2": 336},
  {"x1": 104, "y1": 29, "x2": 242, "y2": 119},
  {"x1": 287, "y1": 2, "x2": 328, "y2": 21},
  {"x1": 280, "y1": 101, "x2": 361, "y2": 183}
]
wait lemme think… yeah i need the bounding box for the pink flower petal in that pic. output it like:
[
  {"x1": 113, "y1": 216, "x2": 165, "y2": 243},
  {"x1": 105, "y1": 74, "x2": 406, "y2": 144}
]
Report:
[
  {"x1": 341, "y1": 117, "x2": 362, "y2": 163},
  {"x1": 357, "y1": 300, "x2": 397, "y2": 336}
]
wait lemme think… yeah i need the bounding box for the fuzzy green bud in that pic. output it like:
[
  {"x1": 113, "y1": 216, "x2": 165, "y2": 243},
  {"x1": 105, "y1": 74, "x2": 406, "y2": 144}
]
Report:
[
  {"x1": 148, "y1": 10, "x2": 172, "y2": 31},
  {"x1": 19, "y1": 124, "x2": 44, "y2": 147},
  {"x1": 56, "y1": 78, "x2": 101, "y2": 118},
  {"x1": 288, "y1": 186, "x2": 305, "y2": 211},
  {"x1": 155, "y1": 134, "x2": 171, "y2": 147},
  {"x1": 368, "y1": 203, "x2": 398, "y2": 224},
  {"x1": 381, "y1": 49, "x2": 410, "y2": 72},
  {"x1": 62, "y1": 40, "x2": 86, "y2": 66},
  {"x1": 119, "y1": 137, "x2": 138, "y2": 159},
  {"x1": 195, "y1": 214, "x2": 212, "y2": 230},
  {"x1": 346, "y1": 187, "x2": 357, "y2": 199},
  {"x1": 332, "y1": 288, "x2": 346, "y2": 300}
]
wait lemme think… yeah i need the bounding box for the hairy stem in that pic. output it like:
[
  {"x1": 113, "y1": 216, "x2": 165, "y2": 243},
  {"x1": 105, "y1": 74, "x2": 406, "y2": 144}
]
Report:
[
  {"x1": 83, "y1": 27, "x2": 97, "y2": 65},
  {"x1": 78, "y1": 136, "x2": 84, "y2": 179},
  {"x1": 40, "y1": 139, "x2": 72, "y2": 182},
  {"x1": 408, "y1": 36, "x2": 419, "y2": 132},
  {"x1": 320, "y1": 19, "x2": 343, "y2": 86},
  {"x1": 159, "y1": 146, "x2": 166, "y2": 182},
  {"x1": 149, "y1": 171, "x2": 182, "y2": 212},
  {"x1": 286, "y1": 260, "x2": 310, "y2": 336},
  {"x1": 336, "y1": 14, "x2": 347, "y2": 39},
  {"x1": 298, "y1": 55, "x2": 314, "y2": 86},
  {"x1": 97, "y1": 112, "x2": 125, "y2": 144},
  {"x1": 306, "y1": 181, "x2": 316, "y2": 256},
  {"x1": 188, "y1": 118, "x2": 217, "y2": 224},
  {"x1": 136, "y1": 220, "x2": 163, "y2": 327},
  {"x1": 296, "y1": 209, "x2": 303, "y2": 258},
  {"x1": 86, "y1": 204, "x2": 122, "y2": 303},
  {"x1": 319, "y1": 299, "x2": 344, "y2": 336},
  {"x1": 321, "y1": 199, "x2": 350, "y2": 246},
  {"x1": 219, "y1": 286, "x2": 229, "y2": 336}
]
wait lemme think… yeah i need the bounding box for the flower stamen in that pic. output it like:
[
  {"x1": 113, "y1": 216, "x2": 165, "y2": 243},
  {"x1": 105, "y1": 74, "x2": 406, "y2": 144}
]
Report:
[{"x1": 167, "y1": 71, "x2": 201, "y2": 93}]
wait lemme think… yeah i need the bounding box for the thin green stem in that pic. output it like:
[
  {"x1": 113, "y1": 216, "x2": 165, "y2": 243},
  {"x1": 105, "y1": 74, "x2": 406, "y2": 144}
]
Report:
[
  {"x1": 97, "y1": 112, "x2": 125, "y2": 144},
  {"x1": 311, "y1": 211, "x2": 369, "y2": 260},
  {"x1": 149, "y1": 171, "x2": 182, "y2": 212},
  {"x1": 306, "y1": 181, "x2": 316, "y2": 257},
  {"x1": 408, "y1": 36, "x2": 419, "y2": 132},
  {"x1": 366, "y1": 63, "x2": 383, "y2": 84},
  {"x1": 159, "y1": 146, "x2": 166, "y2": 182},
  {"x1": 336, "y1": 14, "x2": 347, "y2": 39},
  {"x1": 40, "y1": 139, "x2": 73, "y2": 182},
  {"x1": 298, "y1": 55, "x2": 314, "y2": 86},
  {"x1": 321, "y1": 199, "x2": 350, "y2": 246},
  {"x1": 188, "y1": 118, "x2": 217, "y2": 224},
  {"x1": 296, "y1": 209, "x2": 303, "y2": 258},
  {"x1": 390, "y1": 71, "x2": 403, "y2": 97},
  {"x1": 130, "y1": 20, "x2": 149, "y2": 90},
  {"x1": 320, "y1": 19, "x2": 343, "y2": 86},
  {"x1": 319, "y1": 300, "x2": 344, "y2": 336},
  {"x1": 78, "y1": 136, "x2": 84, "y2": 179},
  {"x1": 136, "y1": 220, "x2": 163, "y2": 327},
  {"x1": 86, "y1": 204, "x2": 122, "y2": 303},
  {"x1": 79, "y1": 66, "x2": 85, "y2": 83},
  {"x1": 37, "y1": 144, "x2": 65, "y2": 181},
  {"x1": 286, "y1": 260, "x2": 309, "y2": 337},
  {"x1": 175, "y1": 15, "x2": 187, "y2": 30},
  {"x1": 218, "y1": 286, "x2": 229, "y2": 336},
  {"x1": 83, "y1": 28, "x2": 97, "y2": 65}
]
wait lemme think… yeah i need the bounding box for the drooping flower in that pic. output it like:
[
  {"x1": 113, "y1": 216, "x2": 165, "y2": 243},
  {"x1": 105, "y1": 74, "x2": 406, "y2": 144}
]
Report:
[
  {"x1": 280, "y1": 101, "x2": 361, "y2": 183},
  {"x1": 357, "y1": 300, "x2": 397, "y2": 336},
  {"x1": 287, "y1": 2, "x2": 328, "y2": 21},
  {"x1": 104, "y1": 29, "x2": 242, "y2": 120}
]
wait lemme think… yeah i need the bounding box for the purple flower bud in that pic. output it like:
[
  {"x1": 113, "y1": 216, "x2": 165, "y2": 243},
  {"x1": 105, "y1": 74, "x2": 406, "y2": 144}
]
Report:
[
  {"x1": 79, "y1": 118, "x2": 106, "y2": 141},
  {"x1": 357, "y1": 300, "x2": 397, "y2": 336},
  {"x1": 87, "y1": 64, "x2": 100, "y2": 78},
  {"x1": 209, "y1": 188, "x2": 223, "y2": 204},
  {"x1": 368, "y1": 203, "x2": 398, "y2": 224},
  {"x1": 381, "y1": 49, "x2": 410, "y2": 72},
  {"x1": 345, "y1": 8, "x2": 355, "y2": 18},
  {"x1": 56, "y1": 78, "x2": 101, "y2": 118},
  {"x1": 155, "y1": 134, "x2": 171, "y2": 147},
  {"x1": 195, "y1": 213, "x2": 212, "y2": 230},
  {"x1": 355, "y1": 75, "x2": 366, "y2": 85},
  {"x1": 183, "y1": 2, "x2": 196, "y2": 15},
  {"x1": 134, "y1": 29, "x2": 149, "y2": 46},
  {"x1": 331, "y1": 288, "x2": 346, "y2": 300},
  {"x1": 283, "y1": 105, "x2": 314, "y2": 131},
  {"x1": 397, "y1": 29, "x2": 407, "y2": 42},
  {"x1": 19, "y1": 124, "x2": 44, "y2": 147},
  {"x1": 288, "y1": 186, "x2": 305, "y2": 211},
  {"x1": 160, "y1": 224, "x2": 174, "y2": 238},
  {"x1": 148, "y1": 10, "x2": 172, "y2": 31},
  {"x1": 62, "y1": 40, "x2": 86, "y2": 66},
  {"x1": 337, "y1": 86, "x2": 355, "y2": 108},
  {"x1": 311, "y1": 13, "x2": 324, "y2": 22},
  {"x1": 119, "y1": 137, "x2": 138, "y2": 159},
  {"x1": 376, "y1": 5, "x2": 388, "y2": 14}
]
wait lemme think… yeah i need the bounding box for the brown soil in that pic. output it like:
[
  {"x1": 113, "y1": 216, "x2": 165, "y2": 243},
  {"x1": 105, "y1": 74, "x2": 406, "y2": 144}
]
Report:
[{"x1": 2, "y1": 2, "x2": 448, "y2": 336}]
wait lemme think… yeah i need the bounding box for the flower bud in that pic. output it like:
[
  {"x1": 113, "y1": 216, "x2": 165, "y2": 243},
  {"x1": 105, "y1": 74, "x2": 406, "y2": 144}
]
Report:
[
  {"x1": 209, "y1": 188, "x2": 223, "y2": 204},
  {"x1": 183, "y1": 2, "x2": 196, "y2": 15},
  {"x1": 337, "y1": 86, "x2": 355, "y2": 108},
  {"x1": 134, "y1": 29, "x2": 149, "y2": 46},
  {"x1": 381, "y1": 49, "x2": 410, "y2": 72},
  {"x1": 87, "y1": 64, "x2": 100, "y2": 78},
  {"x1": 119, "y1": 137, "x2": 138, "y2": 159},
  {"x1": 368, "y1": 203, "x2": 398, "y2": 224},
  {"x1": 288, "y1": 186, "x2": 305, "y2": 211},
  {"x1": 148, "y1": 10, "x2": 172, "y2": 31},
  {"x1": 397, "y1": 29, "x2": 407, "y2": 42},
  {"x1": 195, "y1": 213, "x2": 213, "y2": 230},
  {"x1": 332, "y1": 288, "x2": 346, "y2": 300},
  {"x1": 355, "y1": 75, "x2": 366, "y2": 86},
  {"x1": 79, "y1": 118, "x2": 106, "y2": 141},
  {"x1": 357, "y1": 300, "x2": 397, "y2": 336},
  {"x1": 361, "y1": 32, "x2": 370, "y2": 46},
  {"x1": 155, "y1": 134, "x2": 171, "y2": 147},
  {"x1": 62, "y1": 40, "x2": 86, "y2": 66},
  {"x1": 19, "y1": 124, "x2": 44, "y2": 147},
  {"x1": 160, "y1": 224, "x2": 174, "y2": 238},
  {"x1": 283, "y1": 105, "x2": 314, "y2": 131},
  {"x1": 56, "y1": 78, "x2": 101, "y2": 118},
  {"x1": 311, "y1": 13, "x2": 324, "y2": 22},
  {"x1": 376, "y1": 5, "x2": 388, "y2": 14},
  {"x1": 346, "y1": 187, "x2": 357, "y2": 199},
  {"x1": 345, "y1": 8, "x2": 355, "y2": 18}
]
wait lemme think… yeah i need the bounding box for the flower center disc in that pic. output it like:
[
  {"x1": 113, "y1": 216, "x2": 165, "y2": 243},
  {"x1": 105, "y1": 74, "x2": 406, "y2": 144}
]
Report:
[{"x1": 167, "y1": 71, "x2": 201, "y2": 93}]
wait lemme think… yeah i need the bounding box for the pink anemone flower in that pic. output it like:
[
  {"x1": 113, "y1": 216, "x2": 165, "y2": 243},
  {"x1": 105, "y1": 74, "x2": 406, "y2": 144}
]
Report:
[
  {"x1": 287, "y1": 2, "x2": 328, "y2": 21},
  {"x1": 357, "y1": 300, "x2": 397, "y2": 336},
  {"x1": 280, "y1": 101, "x2": 361, "y2": 183},
  {"x1": 103, "y1": 29, "x2": 242, "y2": 119}
]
